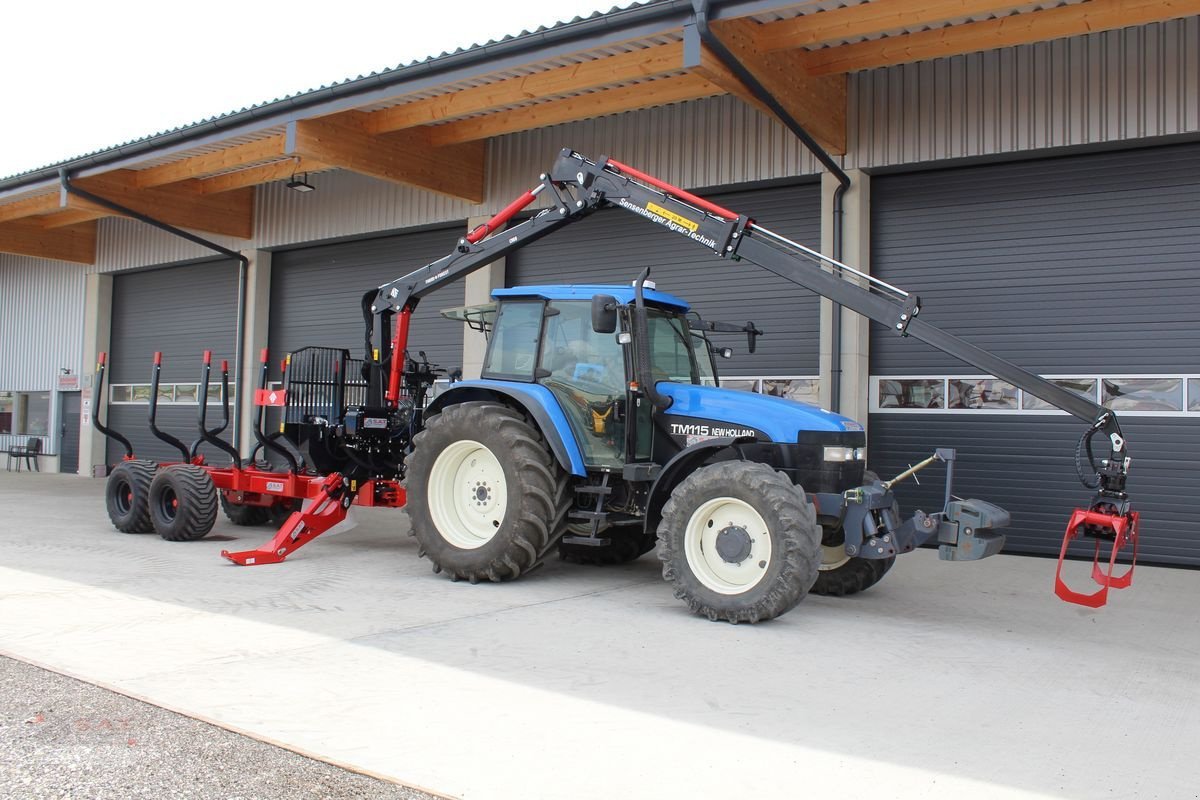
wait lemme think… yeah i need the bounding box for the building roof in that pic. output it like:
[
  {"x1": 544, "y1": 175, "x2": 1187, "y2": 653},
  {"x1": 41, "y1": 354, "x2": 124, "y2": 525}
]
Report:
[{"x1": 2, "y1": 0, "x2": 1189, "y2": 265}]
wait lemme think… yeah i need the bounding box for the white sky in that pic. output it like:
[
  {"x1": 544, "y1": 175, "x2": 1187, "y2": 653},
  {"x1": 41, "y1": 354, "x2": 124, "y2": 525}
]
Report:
[{"x1": 0, "y1": 0, "x2": 623, "y2": 179}]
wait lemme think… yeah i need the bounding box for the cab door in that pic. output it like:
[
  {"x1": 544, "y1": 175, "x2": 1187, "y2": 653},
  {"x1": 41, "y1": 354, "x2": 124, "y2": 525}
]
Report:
[{"x1": 537, "y1": 301, "x2": 628, "y2": 470}]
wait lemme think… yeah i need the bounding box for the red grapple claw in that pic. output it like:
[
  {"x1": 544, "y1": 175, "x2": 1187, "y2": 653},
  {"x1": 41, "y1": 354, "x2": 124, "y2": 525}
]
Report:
[{"x1": 1054, "y1": 508, "x2": 1139, "y2": 608}]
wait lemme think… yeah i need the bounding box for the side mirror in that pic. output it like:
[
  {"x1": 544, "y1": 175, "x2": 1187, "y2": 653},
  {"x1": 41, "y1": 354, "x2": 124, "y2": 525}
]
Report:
[{"x1": 591, "y1": 294, "x2": 618, "y2": 334}]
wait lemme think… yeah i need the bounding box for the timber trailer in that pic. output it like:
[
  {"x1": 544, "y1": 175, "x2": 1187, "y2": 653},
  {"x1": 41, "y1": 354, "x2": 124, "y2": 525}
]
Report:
[{"x1": 93, "y1": 149, "x2": 1139, "y2": 621}]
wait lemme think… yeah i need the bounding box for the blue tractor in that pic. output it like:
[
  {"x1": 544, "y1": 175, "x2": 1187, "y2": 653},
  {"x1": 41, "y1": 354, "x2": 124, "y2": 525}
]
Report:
[{"x1": 201, "y1": 150, "x2": 1135, "y2": 621}]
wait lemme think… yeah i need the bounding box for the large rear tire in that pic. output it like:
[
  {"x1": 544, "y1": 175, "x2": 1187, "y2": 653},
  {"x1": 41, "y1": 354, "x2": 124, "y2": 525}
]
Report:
[
  {"x1": 148, "y1": 465, "x2": 218, "y2": 542},
  {"x1": 105, "y1": 460, "x2": 157, "y2": 533},
  {"x1": 407, "y1": 402, "x2": 569, "y2": 583},
  {"x1": 657, "y1": 461, "x2": 820, "y2": 623},
  {"x1": 811, "y1": 470, "x2": 895, "y2": 596}
]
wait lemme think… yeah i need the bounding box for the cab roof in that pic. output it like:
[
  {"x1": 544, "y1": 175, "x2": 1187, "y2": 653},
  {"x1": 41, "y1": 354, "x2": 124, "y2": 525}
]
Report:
[{"x1": 492, "y1": 284, "x2": 689, "y2": 311}]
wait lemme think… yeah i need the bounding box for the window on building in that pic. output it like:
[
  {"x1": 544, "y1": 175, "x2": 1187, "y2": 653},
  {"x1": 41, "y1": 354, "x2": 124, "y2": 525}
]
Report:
[
  {"x1": 0, "y1": 392, "x2": 12, "y2": 434},
  {"x1": 0, "y1": 391, "x2": 50, "y2": 435},
  {"x1": 1102, "y1": 378, "x2": 1183, "y2": 412},
  {"x1": 1190, "y1": 379, "x2": 1200, "y2": 412},
  {"x1": 872, "y1": 375, "x2": 1197, "y2": 415},
  {"x1": 1022, "y1": 379, "x2": 1097, "y2": 410},
  {"x1": 718, "y1": 377, "x2": 822, "y2": 406}
]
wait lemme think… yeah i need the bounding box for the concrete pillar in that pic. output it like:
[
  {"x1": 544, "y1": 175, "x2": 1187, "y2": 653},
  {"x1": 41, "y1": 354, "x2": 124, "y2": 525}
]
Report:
[
  {"x1": 238, "y1": 250, "x2": 272, "y2": 456},
  {"x1": 818, "y1": 169, "x2": 871, "y2": 427},
  {"x1": 461, "y1": 216, "x2": 506, "y2": 380},
  {"x1": 78, "y1": 272, "x2": 113, "y2": 477}
]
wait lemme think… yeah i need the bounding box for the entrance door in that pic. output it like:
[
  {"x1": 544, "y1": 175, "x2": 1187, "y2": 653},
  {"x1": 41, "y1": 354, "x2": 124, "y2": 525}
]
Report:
[{"x1": 59, "y1": 391, "x2": 81, "y2": 474}]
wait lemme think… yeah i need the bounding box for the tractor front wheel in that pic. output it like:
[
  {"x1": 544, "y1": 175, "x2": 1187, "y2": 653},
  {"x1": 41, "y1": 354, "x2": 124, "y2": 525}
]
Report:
[
  {"x1": 657, "y1": 461, "x2": 820, "y2": 623},
  {"x1": 148, "y1": 465, "x2": 218, "y2": 542},
  {"x1": 811, "y1": 470, "x2": 896, "y2": 596},
  {"x1": 105, "y1": 460, "x2": 157, "y2": 533},
  {"x1": 407, "y1": 402, "x2": 569, "y2": 583}
]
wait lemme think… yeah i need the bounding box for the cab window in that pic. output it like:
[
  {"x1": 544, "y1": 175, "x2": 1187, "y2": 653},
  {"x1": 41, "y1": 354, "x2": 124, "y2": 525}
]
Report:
[{"x1": 482, "y1": 300, "x2": 542, "y2": 381}]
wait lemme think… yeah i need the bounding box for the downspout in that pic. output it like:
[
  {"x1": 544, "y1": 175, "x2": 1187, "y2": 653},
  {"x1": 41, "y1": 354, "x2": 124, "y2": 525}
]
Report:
[
  {"x1": 689, "y1": 0, "x2": 851, "y2": 413},
  {"x1": 59, "y1": 170, "x2": 249, "y2": 446}
]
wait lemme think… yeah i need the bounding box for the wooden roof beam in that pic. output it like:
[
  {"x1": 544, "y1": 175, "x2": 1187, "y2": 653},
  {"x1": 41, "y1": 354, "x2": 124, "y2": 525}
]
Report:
[
  {"x1": 425, "y1": 73, "x2": 724, "y2": 146},
  {"x1": 0, "y1": 220, "x2": 96, "y2": 264},
  {"x1": 287, "y1": 114, "x2": 484, "y2": 202},
  {"x1": 135, "y1": 135, "x2": 287, "y2": 188},
  {"x1": 67, "y1": 171, "x2": 255, "y2": 239},
  {"x1": 195, "y1": 157, "x2": 330, "y2": 195},
  {"x1": 364, "y1": 41, "x2": 687, "y2": 134},
  {"x1": 757, "y1": 0, "x2": 1029, "y2": 51},
  {"x1": 0, "y1": 193, "x2": 60, "y2": 224},
  {"x1": 691, "y1": 18, "x2": 846, "y2": 155},
  {"x1": 805, "y1": 0, "x2": 1200, "y2": 75}
]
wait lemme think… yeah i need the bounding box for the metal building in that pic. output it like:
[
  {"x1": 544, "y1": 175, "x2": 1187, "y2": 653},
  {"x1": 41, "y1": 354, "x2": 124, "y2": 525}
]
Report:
[{"x1": 0, "y1": 1, "x2": 1196, "y2": 563}]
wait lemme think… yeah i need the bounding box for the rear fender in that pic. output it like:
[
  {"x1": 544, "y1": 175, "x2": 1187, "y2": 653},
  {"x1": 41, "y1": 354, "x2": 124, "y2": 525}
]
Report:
[
  {"x1": 643, "y1": 436, "x2": 751, "y2": 534},
  {"x1": 425, "y1": 382, "x2": 586, "y2": 476}
]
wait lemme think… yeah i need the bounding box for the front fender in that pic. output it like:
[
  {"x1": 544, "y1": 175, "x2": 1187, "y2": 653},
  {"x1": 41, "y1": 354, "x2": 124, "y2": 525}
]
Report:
[
  {"x1": 643, "y1": 436, "x2": 752, "y2": 534},
  {"x1": 426, "y1": 381, "x2": 586, "y2": 476}
]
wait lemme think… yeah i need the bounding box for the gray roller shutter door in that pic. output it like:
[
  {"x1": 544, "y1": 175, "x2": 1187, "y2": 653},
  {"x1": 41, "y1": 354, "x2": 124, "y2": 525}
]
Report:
[
  {"x1": 509, "y1": 183, "x2": 821, "y2": 376},
  {"x1": 107, "y1": 259, "x2": 238, "y2": 464},
  {"x1": 269, "y1": 227, "x2": 465, "y2": 372},
  {"x1": 867, "y1": 144, "x2": 1200, "y2": 565}
]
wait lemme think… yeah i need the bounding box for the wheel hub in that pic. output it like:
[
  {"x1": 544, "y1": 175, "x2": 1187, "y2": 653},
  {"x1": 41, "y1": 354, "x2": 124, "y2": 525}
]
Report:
[{"x1": 714, "y1": 525, "x2": 753, "y2": 564}]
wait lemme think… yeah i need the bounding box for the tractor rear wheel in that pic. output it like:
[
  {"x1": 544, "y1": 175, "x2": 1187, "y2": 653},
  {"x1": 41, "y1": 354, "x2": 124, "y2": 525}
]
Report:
[
  {"x1": 811, "y1": 470, "x2": 896, "y2": 596},
  {"x1": 657, "y1": 462, "x2": 820, "y2": 623},
  {"x1": 105, "y1": 460, "x2": 157, "y2": 533},
  {"x1": 220, "y1": 493, "x2": 271, "y2": 526},
  {"x1": 407, "y1": 402, "x2": 569, "y2": 583},
  {"x1": 148, "y1": 465, "x2": 218, "y2": 542}
]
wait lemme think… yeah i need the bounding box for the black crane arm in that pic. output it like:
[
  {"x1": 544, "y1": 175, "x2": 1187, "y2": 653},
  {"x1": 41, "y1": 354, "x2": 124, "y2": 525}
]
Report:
[{"x1": 364, "y1": 148, "x2": 1129, "y2": 499}]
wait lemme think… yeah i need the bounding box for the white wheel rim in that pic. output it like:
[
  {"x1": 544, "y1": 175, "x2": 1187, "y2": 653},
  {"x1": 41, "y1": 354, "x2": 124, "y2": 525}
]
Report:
[
  {"x1": 427, "y1": 440, "x2": 507, "y2": 549},
  {"x1": 820, "y1": 545, "x2": 851, "y2": 571},
  {"x1": 683, "y1": 497, "x2": 772, "y2": 595}
]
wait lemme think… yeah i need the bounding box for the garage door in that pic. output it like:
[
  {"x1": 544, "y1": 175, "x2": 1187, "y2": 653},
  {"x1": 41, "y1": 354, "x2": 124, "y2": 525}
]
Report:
[
  {"x1": 509, "y1": 183, "x2": 821, "y2": 396},
  {"x1": 269, "y1": 226, "x2": 466, "y2": 376},
  {"x1": 107, "y1": 259, "x2": 238, "y2": 464},
  {"x1": 867, "y1": 144, "x2": 1200, "y2": 565}
]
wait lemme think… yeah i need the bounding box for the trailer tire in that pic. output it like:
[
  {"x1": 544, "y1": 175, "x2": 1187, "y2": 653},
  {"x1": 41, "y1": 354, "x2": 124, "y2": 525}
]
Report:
[
  {"x1": 657, "y1": 462, "x2": 820, "y2": 623},
  {"x1": 811, "y1": 470, "x2": 895, "y2": 597},
  {"x1": 220, "y1": 493, "x2": 271, "y2": 526},
  {"x1": 105, "y1": 460, "x2": 157, "y2": 533},
  {"x1": 148, "y1": 465, "x2": 218, "y2": 542},
  {"x1": 408, "y1": 402, "x2": 569, "y2": 583}
]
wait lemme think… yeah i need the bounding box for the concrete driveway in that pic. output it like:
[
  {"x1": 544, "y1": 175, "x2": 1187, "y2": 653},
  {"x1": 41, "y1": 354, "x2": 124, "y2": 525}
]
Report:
[{"x1": 0, "y1": 471, "x2": 1195, "y2": 799}]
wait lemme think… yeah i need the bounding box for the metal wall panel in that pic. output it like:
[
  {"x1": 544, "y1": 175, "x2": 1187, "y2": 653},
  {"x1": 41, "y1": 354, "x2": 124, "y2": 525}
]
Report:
[
  {"x1": 508, "y1": 182, "x2": 822, "y2": 376},
  {"x1": 269, "y1": 226, "x2": 468, "y2": 375},
  {"x1": 93, "y1": 217, "x2": 243, "y2": 274},
  {"x1": 0, "y1": 257, "x2": 85, "y2": 388},
  {"x1": 489, "y1": 95, "x2": 823, "y2": 203},
  {"x1": 106, "y1": 259, "x2": 238, "y2": 464},
  {"x1": 867, "y1": 143, "x2": 1200, "y2": 566},
  {"x1": 0, "y1": 256, "x2": 85, "y2": 457},
  {"x1": 848, "y1": 18, "x2": 1200, "y2": 169}
]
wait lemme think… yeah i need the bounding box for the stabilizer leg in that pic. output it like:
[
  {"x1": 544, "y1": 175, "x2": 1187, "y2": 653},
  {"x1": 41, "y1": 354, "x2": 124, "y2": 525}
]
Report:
[{"x1": 221, "y1": 475, "x2": 349, "y2": 565}]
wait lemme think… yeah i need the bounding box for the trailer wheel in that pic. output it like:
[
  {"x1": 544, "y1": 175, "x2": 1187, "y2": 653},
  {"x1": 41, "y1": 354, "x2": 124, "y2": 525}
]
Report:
[
  {"x1": 657, "y1": 462, "x2": 820, "y2": 623},
  {"x1": 811, "y1": 470, "x2": 895, "y2": 596},
  {"x1": 408, "y1": 402, "x2": 569, "y2": 583},
  {"x1": 105, "y1": 460, "x2": 157, "y2": 533},
  {"x1": 148, "y1": 465, "x2": 218, "y2": 542},
  {"x1": 219, "y1": 493, "x2": 271, "y2": 526}
]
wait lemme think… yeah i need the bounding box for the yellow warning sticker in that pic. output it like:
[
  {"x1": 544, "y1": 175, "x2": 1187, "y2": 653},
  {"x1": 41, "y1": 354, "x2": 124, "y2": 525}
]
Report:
[{"x1": 646, "y1": 202, "x2": 698, "y2": 232}]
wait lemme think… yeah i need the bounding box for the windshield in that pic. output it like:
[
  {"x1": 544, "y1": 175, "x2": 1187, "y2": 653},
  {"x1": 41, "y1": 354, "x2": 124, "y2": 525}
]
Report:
[{"x1": 646, "y1": 309, "x2": 716, "y2": 386}]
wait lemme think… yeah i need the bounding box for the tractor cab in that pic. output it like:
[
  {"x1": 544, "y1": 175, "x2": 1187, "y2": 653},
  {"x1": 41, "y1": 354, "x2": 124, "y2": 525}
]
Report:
[{"x1": 453, "y1": 283, "x2": 715, "y2": 471}]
